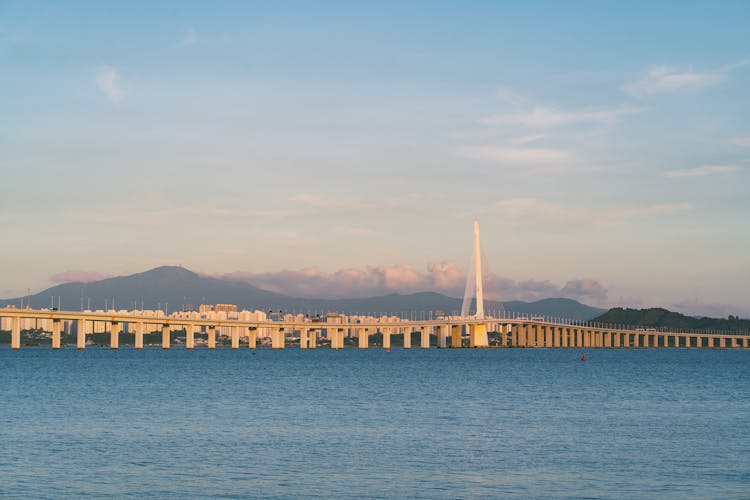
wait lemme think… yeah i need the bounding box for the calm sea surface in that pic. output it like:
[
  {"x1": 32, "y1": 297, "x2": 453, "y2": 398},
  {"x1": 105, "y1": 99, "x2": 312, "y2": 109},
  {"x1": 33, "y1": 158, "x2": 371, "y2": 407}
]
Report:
[{"x1": 1, "y1": 347, "x2": 749, "y2": 499}]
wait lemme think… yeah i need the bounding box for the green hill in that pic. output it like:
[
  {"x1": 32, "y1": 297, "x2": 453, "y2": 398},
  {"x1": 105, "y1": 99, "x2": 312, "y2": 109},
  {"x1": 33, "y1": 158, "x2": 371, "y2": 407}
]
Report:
[{"x1": 593, "y1": 307, "x2": 750, "y2": 333}]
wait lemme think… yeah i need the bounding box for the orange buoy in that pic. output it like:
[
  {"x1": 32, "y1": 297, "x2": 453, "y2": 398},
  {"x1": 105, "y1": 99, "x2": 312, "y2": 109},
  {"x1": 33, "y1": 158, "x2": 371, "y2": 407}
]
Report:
[{"x1": 581, "y1": 351, "x2": 587, "y2": 361}]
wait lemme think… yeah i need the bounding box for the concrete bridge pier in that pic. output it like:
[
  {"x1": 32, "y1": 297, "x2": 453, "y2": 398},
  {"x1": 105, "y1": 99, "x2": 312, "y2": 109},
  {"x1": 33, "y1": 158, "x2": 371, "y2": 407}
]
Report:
[
  {"x1": 207, "y1": 326, "x2": 216, "y2": 349},
  {"x1": 52, "y1": 319, "x2": 61, "y2": 349},
  {"x1": 358, "y1": 328, "x2": 369, "y2": 349},
  {"x1": 309, "y1": 329, "x2": 317, "y2": 348},
  {"x1": 544, "y1": 325, "x2": 552, "y2": 347},
  {"x1": 248, "y1": 328, "x2": 257, "y2": 349},
  {"x1": 470, "y1": 323, "x2": 488, "y2": 348},
  {"x1": 77, "y1": 318, "x2": 86, "y2": 349},
  {"x1": 382, "y1": 328, "x2": 391, "y2": 349},
  {"x1": 231, "y1": 326, "x2": 240, "y2": 349},
  {"x1": 135, "y1": 322, "x2": 144, "y2": 349},
  {"x1": 451, "y1": 325, "x2": 462, "y2": 348},
  {"x1": 111, "y1": 321, "x2": 120, "y2": 349},
  {"x1": 330, "y1": 328, "x2": 344, "y2": 349},
  {"x1": 438, "y1": 325, "x2": 448, "y2": 348},
  {"x1": 186, "y1": 324, "x2": 195, "y2": 349},
  {"x1": 403, "y1": 327, "x2": 412, "y2": 349},
  {"x1": 421, "y1": 325, "x2": 431, "y2": 348},
  {"x1": 11, "y1": 316, "x2": 20, "y2": 350},
  {"x1": 516, "y1": 324, "x2": 523, "y2": 346},
  {"x1": 162, "y1": 324, "x2": 170, "y2": 349},
  {"x1": 300, "y1": 328, "x2": 309, "y2": 349},
  {"x1": 272, "y1": 328, "x2": 285, "y2": 349}
]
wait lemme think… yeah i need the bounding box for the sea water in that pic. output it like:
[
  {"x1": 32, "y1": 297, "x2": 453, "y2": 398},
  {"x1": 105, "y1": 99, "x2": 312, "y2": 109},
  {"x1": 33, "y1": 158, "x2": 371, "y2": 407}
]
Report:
[{"x1": 1, "y1": 347, "x2": 748, "y2": 499}]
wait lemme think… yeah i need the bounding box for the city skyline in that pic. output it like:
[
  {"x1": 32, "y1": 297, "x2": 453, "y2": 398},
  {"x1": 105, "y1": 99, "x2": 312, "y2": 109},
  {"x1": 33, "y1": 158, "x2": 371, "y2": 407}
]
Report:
[{"x1": 2, "y1": 1, "x2": 749, "y2": 317}]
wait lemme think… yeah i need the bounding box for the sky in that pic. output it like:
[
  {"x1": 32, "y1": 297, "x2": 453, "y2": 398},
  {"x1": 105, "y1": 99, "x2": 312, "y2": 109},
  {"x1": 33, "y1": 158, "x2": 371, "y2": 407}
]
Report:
[{"x1": 1, "y1": 1, "x2": 749, "y2": 317}]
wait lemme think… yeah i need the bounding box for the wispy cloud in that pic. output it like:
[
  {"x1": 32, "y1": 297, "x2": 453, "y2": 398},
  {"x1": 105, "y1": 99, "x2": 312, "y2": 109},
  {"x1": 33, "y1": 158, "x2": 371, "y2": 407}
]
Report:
[
  {"x1": 483, "y1": 198, "x2": 692, "y2": 228},
  {"x1": 665, "y1": 165, "x2": 738, "y2": 178},
  {"x1": 733, "y1": 137, "x2": 750, "y2": 147},
  {"x1": 219, "y1": 262, "x2": 609, "y2": 304},
  {"x1": 50, "y1": 270, "x2": 108, "y2": 284},
  {"x1": 178, "y1": 26, "x2": 197, "y2": 47},
  {"x1": 459, "y1": 145, "x2": 571, "y2": 165},
  {"x1": 482, "y1": 104, "x2": 644, "y2": 129},
  {"x1": 95, "y1": 65, "x2": 123, "y2": 103},
  {"x1": 669, "y1": 298, "x2": 736, "y2": 318},
  {"x1": 623, "y1": 58, "x2": 750, "y2": 97}
]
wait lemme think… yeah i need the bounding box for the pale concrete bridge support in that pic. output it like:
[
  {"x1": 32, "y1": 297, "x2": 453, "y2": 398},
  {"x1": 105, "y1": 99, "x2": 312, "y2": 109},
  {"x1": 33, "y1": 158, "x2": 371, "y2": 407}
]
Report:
[
  {"x1": 77, "y1": 318, "x2": 86, "y2": 349},
  {"x1": 208, "y1": 326, "x2": 216, "y2": 349},
  {"x1": 421, "y1": 325, "x2": 431, "y2": 348},
  {"x1": 52, "y1": 319, "x2": 61, "y2": 349},
  {"x1": 614, "y1": 332, "x2": 621, "y2": 348},
  {"x1": 451, "y1": 325, "x2": 462, "y2": 348},
  {"x1": 135, "y1": 322, "x2": 144, "y2": 349},
  {"x1": 11, "y1": 316, "x2": 20, "y2": 350},
  {"x1": 544, "y1": 326, "x2": 552, "y2": 348},
  {"x1": 309, "y1": 329, "x2": 317, "y2": 348},
  {"x1": 469, "y1": 323, "x2": 488, "y2": 348},
  {"x1": 331, "y1": 329, "x2": 344, "y2": 349},
  {"x1": 403, "y1": 327, "x2": 412, "y2": 349},
  {"x1": 438, "y1": 325, "x2": 448, "y2": 348},
  {"x1": 248, "y1": 328, "x2": 257, "y2": 349},
  {"x1": 383, "y1": 328, "x2": 391, "y2": 349},
  {"x1": 111, "y1": 321, "x2": 120, "y2": 349},
  {"x1": 358, "y1": 328, "x2": 369, "y2": 349},
  {"x1": 186, "y1": 324, "x2": 195, "y2": 349},
  {"x1": 300, "y1": 328, "x2": 309, "y2": 349},
  {"x1": 162, "y1": 324, "x2": 170, "y2": 349},
  {"x1": 272, "y1": 328, "x2": 285, "y2": 349},
  {"x1": 231, "y1": 326, "x2": 240, "y2": 349}
]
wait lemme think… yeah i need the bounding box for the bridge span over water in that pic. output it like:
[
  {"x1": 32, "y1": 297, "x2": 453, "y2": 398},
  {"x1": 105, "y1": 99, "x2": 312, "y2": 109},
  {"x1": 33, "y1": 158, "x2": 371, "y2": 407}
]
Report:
[{"x1": 2, "y1": 307, "x2": 749, "y2": 350}]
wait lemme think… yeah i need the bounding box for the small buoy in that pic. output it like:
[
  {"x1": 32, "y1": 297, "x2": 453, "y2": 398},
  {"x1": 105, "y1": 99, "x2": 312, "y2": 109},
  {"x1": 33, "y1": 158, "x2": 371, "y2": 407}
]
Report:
[{"x1": 581, "y1": 351, "x2": 587, "y2": 361}]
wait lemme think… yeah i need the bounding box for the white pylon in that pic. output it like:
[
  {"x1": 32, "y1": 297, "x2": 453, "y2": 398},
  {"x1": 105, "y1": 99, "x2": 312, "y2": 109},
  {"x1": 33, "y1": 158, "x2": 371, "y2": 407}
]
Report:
[
  {"x1": 461, "y1": 219, "x2": 486, "y2": 319},
  {"x1": 473, "y1": 219, "x2": 485, "y2": 319}
]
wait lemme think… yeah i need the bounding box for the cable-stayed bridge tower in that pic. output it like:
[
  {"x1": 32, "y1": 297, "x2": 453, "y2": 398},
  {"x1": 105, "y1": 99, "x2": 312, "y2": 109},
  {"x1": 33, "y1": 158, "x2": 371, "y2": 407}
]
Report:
[{"x1": 461, "y1": 219, "x2": 489, "y2": 347}]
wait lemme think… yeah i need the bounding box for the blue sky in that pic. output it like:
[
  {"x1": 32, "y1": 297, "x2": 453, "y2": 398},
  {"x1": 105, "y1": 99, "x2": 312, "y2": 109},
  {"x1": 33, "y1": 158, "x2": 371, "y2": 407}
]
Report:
[{"x1": 1, "y1": 1, "x2": 749, "y2": 316}]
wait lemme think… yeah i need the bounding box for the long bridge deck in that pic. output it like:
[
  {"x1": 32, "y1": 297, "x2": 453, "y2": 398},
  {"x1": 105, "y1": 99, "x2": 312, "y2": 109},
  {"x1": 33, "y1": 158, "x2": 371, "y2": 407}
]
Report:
[{"x1": 1, "y1": 307, "x2": 749, "y2": 350}]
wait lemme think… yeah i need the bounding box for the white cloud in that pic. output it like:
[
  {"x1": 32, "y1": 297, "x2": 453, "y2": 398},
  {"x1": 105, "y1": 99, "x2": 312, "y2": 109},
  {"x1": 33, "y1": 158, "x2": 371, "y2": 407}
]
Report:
[
  {"x1": 178, "y1": 26, "x2": 197, "y2": 47},
  {"x1": 219, "y1": 263, "x2": 609, "y2": 304},
  {"x1": 486, "y1": 198, "x2": 692, "y2": 227},
  {"x1": 665, "y1": 165, "x2": 738, "y2": 178},
  {"x1": 459, "y1": 145, "x2": 571, "y2": 165},
  {"x1": 482, "y1": 105, "x2": 644, "y2": 129},
  {"x1": 560, "y1": 279, "x2": 608, "y2": 302},
  {"x1": 50, "y1": 270, "x2": 107, "y2": 283},
  {"x1": 623, "y1": 59, "x2": 750, "y2": 98},
  {"x1": 669, "y1": 298, "x2": 734, "y2": 318},
  {"x1": 95, "y1": 65, "x2": 123, "y2": 103}
]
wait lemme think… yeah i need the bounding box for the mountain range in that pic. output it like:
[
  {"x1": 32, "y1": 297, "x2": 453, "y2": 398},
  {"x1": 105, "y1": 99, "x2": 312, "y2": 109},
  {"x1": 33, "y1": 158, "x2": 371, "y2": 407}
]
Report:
[{"x1": 0, "y1": 266, "x2": 606, "y2": 320}]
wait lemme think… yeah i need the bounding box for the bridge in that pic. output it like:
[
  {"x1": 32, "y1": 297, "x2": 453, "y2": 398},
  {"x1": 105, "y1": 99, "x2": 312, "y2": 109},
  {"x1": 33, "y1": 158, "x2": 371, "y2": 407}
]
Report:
[
  {"x1": 1, "y1": 307, "x2": 749, "y2": 350},
  {"x1": 3, "y1": 220, "x2": 748, "y2": 350}
]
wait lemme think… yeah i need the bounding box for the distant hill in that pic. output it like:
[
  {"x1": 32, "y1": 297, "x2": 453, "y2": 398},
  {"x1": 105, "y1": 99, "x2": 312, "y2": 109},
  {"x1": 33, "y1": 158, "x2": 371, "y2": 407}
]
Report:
[
  {"x1": 0, "y1": 266, "x2": 604, "y2": 321},
  {"x1": 593, "y1": 307, "x2": 750, "y2": 332}
]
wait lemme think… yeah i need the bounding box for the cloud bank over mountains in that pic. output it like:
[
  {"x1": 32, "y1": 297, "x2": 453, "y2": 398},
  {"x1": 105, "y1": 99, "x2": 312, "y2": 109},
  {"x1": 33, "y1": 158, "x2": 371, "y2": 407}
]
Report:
[{"x1": 217, "y1": 262, "x2": 609, "y2": 304}]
